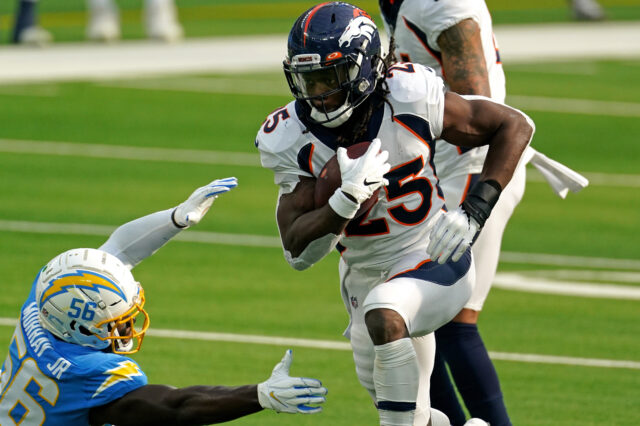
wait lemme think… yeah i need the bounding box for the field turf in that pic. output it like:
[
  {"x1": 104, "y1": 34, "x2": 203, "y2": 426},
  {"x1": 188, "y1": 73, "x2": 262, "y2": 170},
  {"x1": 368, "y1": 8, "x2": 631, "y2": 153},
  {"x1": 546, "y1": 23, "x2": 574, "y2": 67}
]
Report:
[{"x1": 0, "y1": 4, "x2": 639, "y2": 425}]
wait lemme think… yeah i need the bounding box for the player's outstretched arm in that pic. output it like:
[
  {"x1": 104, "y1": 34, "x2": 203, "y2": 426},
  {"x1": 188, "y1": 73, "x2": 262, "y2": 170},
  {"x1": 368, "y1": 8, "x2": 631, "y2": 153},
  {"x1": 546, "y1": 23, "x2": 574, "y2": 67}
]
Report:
[
  {"x1": 99, "y1": 177, "x2": 238, "y2": 269},
  {"x1": 428, "y1": 94, "x2": 534, "y2": 263},
  {"x1": 89, "y1": 350, "x2": 327, "y2": 426}
]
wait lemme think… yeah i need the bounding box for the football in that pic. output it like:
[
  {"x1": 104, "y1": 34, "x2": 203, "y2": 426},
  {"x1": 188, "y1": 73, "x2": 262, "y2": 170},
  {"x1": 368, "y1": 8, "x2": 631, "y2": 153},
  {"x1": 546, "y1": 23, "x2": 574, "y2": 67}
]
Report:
[{"x1": 314, "y1": 141, "x2": 381, "y2": 219}]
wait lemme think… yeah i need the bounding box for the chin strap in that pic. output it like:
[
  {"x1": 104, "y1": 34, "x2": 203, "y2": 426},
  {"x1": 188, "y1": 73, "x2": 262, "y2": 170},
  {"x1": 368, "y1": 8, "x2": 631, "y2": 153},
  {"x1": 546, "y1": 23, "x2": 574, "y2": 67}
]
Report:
[{"x1": 309, "y1": 101, "x2": 353, "y2": 128}]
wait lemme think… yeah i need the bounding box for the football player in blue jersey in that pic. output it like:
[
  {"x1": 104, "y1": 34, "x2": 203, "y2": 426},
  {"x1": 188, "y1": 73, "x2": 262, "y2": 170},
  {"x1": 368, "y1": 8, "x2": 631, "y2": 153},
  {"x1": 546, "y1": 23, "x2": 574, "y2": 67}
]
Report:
[{"x1": 0, "y1": 177, "x2": 328, "y2": 425}]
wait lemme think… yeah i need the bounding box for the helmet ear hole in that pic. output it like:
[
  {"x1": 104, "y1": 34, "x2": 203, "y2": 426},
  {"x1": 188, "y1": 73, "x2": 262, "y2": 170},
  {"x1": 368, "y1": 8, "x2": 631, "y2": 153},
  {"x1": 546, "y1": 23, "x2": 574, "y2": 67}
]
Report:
[{"x1": 78, "y1": 325, "x2": 93, "y2": 336}]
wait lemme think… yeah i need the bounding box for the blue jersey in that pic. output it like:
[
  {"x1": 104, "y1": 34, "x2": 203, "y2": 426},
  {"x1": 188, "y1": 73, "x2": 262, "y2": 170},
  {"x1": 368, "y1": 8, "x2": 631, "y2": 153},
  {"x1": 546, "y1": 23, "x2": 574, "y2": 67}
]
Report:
[{"x1": 0, "y1": 274, "x2": 148, "y2": 425}]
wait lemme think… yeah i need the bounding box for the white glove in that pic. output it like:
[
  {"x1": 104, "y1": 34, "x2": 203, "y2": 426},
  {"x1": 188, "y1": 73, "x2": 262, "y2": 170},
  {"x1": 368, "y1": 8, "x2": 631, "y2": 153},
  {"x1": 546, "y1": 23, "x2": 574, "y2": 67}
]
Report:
[
  {"x1": 337, "y1": 138, "x2": 390, "y2": 204},
  {"x1": 257, "y1": 350, "x2": 328, "y2": 414},
  {"x1": 427, "y1": 207, "x2": 479, "y2": 264},
  {"x1": 172, "y1": 177, "x2": 238, "y2": 228}
]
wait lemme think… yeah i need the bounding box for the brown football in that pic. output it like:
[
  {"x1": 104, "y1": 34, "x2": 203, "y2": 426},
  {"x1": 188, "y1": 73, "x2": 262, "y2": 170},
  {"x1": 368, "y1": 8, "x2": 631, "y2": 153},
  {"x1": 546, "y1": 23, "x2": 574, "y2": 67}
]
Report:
[{"x1": 314, "y1": 141, "x2": 380, "y2": 219}]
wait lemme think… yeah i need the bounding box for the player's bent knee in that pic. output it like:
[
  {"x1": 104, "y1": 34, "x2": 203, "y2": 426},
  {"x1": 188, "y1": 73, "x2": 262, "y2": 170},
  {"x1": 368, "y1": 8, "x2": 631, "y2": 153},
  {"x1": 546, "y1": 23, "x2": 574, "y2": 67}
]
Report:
[{"x1": 364, "y1": 308, "x2": 409, "y2": 345}]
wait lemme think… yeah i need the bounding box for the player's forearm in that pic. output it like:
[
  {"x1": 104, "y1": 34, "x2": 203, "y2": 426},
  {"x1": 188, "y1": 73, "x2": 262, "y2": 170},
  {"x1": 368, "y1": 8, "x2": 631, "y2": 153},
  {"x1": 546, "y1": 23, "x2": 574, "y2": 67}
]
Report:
[
  {"x1": 480, "y1": 109, "x2": 534, "y2": 188},
  {"x1": 438, "y1": 19, "x2": 491, "y2": 97},
  {"x1": 163, "y1": 384, "x2": 263, "y2": 425},
  {"x1": 99, "y1": 209, "x2": 181, "y2": 269},
  {"x1": 281, "y1": 204, "x2": 347, "y2": 258},
  {"x1": 91, "y1": 384, "x2": 262, "y2": 426}
]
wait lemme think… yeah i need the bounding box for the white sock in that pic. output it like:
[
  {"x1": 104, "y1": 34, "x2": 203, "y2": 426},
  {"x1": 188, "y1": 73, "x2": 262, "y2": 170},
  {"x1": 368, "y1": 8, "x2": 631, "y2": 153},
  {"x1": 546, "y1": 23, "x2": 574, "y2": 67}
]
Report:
[{"x1": 374, "y1": 338, "x2": 419, "y2": 426}]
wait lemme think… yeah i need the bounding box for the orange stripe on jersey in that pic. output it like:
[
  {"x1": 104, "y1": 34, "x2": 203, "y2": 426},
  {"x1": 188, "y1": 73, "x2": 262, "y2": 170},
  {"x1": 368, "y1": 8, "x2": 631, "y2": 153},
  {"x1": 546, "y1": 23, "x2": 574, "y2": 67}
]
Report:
[
  {"x1": 461, "y1": 174, "x2": 473, "y2": 204},
  {"x1": 394, "y1": 118, "x2": 430, "y2": 149},
  {"x1": 492, "y1": 33, "x2": 502, "y2": 64},
  {"x1": 303, "y1": 3, "x2": 330, "y2": 46},
  {"x1": 308, "y1": 143, "x2": 315, "y2": 175},
  {"x1": 401, "y1": 16, "x2": 445, "y2": 78},
  {"x1": 387, "y1": 258, "x2": 432, "y2": 281}
]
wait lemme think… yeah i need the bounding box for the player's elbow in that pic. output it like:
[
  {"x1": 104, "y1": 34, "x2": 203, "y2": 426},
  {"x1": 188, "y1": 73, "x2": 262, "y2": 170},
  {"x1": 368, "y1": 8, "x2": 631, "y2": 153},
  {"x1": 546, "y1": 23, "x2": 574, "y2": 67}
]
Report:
[
  {"x1": 507, "y1": 107, "x2": 536, "y2": 148},
  {"x1": 284, "y1": 249, "x2": 314, "y2": 271}
]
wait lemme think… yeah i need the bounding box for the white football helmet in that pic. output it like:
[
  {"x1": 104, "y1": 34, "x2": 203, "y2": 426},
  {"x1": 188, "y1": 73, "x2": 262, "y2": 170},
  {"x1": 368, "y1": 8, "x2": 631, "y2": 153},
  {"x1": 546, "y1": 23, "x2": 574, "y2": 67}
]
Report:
[{"x1": 35, "y1": 248, "x2": 149, "y2": 354}]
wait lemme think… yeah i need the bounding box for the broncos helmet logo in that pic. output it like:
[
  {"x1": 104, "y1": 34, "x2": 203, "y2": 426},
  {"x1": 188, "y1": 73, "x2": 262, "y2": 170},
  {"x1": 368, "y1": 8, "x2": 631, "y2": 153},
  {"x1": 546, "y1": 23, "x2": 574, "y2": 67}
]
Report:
[
  {"x1": 338, "y1": 16, "x2": 377, "y2": 49},
  {"x1": 40, "y1": 270, "x2": 127, "y2": 308}
]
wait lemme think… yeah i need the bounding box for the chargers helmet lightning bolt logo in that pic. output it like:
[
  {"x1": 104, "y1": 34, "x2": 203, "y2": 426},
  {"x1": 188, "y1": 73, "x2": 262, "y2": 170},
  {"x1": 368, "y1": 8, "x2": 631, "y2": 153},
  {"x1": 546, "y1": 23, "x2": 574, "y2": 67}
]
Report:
[{"x1": 40, "y1": 270, "x2": 127, "y2": 308}]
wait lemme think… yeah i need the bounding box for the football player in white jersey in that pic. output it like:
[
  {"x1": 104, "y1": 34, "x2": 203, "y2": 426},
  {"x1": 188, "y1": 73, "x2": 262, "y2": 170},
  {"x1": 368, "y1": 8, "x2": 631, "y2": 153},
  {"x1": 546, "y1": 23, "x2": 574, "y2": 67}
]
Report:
[
  {"x1": 378, "y1": 1, "x2": 516, "y2": 424},
  {"x1": 0, "y1": 177, "x2": 328, "y2": 425},
  {"x1": 255, "y1": 3, "x2": 534, "y2": 425},
  {"x1": 378, "y1": 1, "x2": 587, "y2": 424}
]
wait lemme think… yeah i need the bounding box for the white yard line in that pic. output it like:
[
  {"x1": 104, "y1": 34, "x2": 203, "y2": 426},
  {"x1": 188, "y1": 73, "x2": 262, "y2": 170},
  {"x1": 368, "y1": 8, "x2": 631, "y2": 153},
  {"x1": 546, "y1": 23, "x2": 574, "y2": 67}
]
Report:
[
  {"x1": 0, "y1": 219, "x2": 638, "y2": 299},
  {"x1": 0, "y1": 318, "x2": 637, "y2": 369},
  {"x1": 492, "y1": 273, "x2": 640, "y2": 300},
  {"x1": 1, "y1": 138, "x2": 638, "y2": 187},
  {"x1": 498, "y1": 251, "x2": 640, "y2": 271},
  {"x1": 507, "y1": 95, "x2": 640, "y2": 118},
  {"x1": 0, "y1": 138, "x2": 260, "y2": 167}
]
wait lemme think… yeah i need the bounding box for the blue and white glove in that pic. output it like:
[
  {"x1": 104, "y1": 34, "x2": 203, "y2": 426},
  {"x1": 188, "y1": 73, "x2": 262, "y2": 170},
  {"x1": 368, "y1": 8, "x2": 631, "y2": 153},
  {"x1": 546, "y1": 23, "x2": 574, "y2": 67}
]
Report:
[
  {"x1": 427, "y1": 207, "x2": 478, "y2": 264},
  {"x1": 172, "y1": 177, "x2": 238, "y2": 228},
  {"x1": 257, "y1": 350, "x2": 328, "y2": 414}
]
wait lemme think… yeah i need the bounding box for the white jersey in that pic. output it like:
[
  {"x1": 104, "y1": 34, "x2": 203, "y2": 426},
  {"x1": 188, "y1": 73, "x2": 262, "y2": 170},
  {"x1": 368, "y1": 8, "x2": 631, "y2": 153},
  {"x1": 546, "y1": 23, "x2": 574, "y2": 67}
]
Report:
[
  {"x1": 257, "y1": 64, "x2": 449, "y2": 270},
  {"x1": 381, "y1": 0, "x2": 505, "y2": 179}
]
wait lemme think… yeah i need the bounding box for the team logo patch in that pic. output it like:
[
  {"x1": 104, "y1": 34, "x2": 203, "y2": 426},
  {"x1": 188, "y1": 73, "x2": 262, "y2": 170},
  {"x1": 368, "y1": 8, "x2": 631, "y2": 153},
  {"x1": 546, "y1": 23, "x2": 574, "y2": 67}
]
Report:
[
  {"x1": 92, "y1": 360, "x2": 143, "y2": 398},
  {"x1": 338, "y1": 16, "x2": 376, "y2": 48},
  {"x1": 350, "y1": 296, "x2": 359, "y2": 309}
]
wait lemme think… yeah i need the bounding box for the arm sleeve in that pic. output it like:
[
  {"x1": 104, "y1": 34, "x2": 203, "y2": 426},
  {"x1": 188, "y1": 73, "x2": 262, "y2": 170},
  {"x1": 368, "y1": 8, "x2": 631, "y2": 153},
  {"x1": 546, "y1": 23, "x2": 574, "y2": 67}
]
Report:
[{"x1": 99, "y1": 209, "x2": 182, "y2": 270}]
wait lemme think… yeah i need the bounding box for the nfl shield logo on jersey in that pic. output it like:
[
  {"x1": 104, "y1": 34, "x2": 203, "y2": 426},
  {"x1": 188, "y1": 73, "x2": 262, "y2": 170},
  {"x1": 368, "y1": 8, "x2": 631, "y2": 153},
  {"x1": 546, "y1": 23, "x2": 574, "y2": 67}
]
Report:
[{"x1": 350, "y1": 296, "x2": 359, "y2": 309}]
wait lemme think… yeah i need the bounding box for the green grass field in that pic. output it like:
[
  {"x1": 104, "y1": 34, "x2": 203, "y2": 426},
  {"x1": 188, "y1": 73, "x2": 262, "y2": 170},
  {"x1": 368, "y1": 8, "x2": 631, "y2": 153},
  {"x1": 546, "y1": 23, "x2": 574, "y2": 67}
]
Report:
[{"x1": 1, "y1": 2, "x2": 640, "y2": 425}]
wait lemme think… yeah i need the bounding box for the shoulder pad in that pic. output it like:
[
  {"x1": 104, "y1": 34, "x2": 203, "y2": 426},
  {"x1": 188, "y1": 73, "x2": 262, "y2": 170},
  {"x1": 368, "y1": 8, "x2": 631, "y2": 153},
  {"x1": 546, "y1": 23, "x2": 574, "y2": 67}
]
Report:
[
  {"x1": 386, "y1": 63, "x2": 444, "y2": 104},
  {"x1": 256, "y1": 101, "x2": 304, "y2": 155}
]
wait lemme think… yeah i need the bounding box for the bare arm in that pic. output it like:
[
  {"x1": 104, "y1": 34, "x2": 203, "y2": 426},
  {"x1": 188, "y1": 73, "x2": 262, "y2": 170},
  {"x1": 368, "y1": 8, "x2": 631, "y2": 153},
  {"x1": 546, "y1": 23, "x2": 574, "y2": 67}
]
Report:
[
  {"x1": 89, "y1": 384, "x2": 261, "y2": 426},
  {"x1": 440, "y1": 92, "x2": 533, "y2": 190},
  {"x1": 277, "y1": 176, "x2": 348, "y2": 257},
  {"x1": 437, "y1": 18, "x2": 491, "y2": 97}
]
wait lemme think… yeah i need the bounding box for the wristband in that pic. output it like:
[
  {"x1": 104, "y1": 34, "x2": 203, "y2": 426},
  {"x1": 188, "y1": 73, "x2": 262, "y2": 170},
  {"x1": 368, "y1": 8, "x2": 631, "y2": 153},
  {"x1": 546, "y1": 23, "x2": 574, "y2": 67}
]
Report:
[
  {"x1": 461, "y1": 180, "x2": 502, "y2": 227},
  {"x1": 328, "y1": 189, "x2": 360, "y2": 219},
  {"x1": 170, "y1": 208, "x2": 188, "y2": 229}
]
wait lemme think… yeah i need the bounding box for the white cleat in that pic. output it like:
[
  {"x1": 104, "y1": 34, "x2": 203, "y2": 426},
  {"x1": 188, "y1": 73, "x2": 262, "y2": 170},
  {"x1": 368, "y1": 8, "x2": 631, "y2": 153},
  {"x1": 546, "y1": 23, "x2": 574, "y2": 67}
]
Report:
[
  {"x1": 571, "y1": 0, "x2": 606, "y2": 21},
  {"x1": 145, "y1": 0, "x2": 183, "y2": 42},
  {"x1": 87, "y1": 0, "x2": 121, "y2": 42},
  {"x1": 17, "y1": 26, "x2": 53, "y2": 46}
]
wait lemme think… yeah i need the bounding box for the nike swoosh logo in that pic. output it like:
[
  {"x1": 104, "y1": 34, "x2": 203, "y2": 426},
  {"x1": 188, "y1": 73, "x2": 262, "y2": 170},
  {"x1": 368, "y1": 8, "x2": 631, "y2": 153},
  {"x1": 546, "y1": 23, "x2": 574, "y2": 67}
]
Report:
[
  {"x1": 270, "y1": 391, "x2": 284, "y2": 405},
  {"x1": 363, "y1": 179, "x2": 380, "y2": 186}
]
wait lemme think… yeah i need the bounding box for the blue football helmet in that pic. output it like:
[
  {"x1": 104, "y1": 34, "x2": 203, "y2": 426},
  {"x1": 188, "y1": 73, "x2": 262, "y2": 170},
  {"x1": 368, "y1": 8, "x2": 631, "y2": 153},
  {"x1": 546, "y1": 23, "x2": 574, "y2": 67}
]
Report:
[{"x1": 284, "y1": 2, "x2": 384, "y2": 128}]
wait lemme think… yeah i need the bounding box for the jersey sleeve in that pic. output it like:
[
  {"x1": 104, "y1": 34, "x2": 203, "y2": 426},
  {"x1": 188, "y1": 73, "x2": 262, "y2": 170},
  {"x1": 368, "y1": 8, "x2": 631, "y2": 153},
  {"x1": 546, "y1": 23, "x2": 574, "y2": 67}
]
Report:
[
  {"x1": 416, "y1": 0, "x2": 482, "y2": 51},
  {"x1": 84, "y1": 354, "x2": 148, "y2": 408},
  {"x1": 255, "y1": 102, "x2": 311, "y2": 194},
  {"x1": 387, "y1": 64, "x2": 446, "y2": 139}
]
